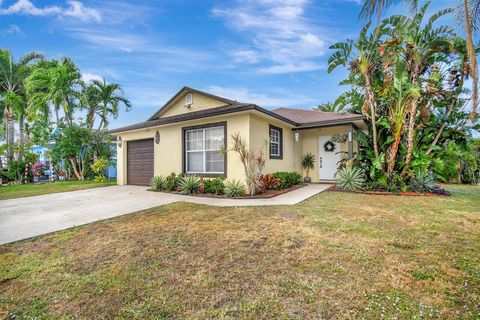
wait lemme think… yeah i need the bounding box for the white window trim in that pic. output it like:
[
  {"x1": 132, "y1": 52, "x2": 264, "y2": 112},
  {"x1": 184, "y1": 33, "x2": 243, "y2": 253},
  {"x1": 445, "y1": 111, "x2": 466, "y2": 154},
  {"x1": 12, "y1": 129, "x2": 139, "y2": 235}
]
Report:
[
  {"x1": 270, "y1": 128, "x2": 280, "y2": 157},
  {"x1": 185, "y1": 126, "x2": 225, "y2": 175}
]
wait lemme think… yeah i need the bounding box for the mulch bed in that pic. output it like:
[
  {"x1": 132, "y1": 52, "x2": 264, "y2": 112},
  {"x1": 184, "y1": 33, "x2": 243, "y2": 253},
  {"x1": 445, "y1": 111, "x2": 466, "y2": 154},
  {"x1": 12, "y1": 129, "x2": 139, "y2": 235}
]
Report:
[
  {"x1": 150, "y1": 184, "x2": 307, "y2": 199},
  {"x1": 328, "y1": 185, "x2": 450, "y2": 196}
]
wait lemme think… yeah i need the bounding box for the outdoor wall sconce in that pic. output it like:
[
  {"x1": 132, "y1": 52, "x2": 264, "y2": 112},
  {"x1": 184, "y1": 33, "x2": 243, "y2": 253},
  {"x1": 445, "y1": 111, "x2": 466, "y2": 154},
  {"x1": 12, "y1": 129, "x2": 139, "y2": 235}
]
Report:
[
  {"x1": 155, "y1": 131, "x2": 160, "y2": 144},
  {"x1": 348, "y1": 131, "x2": 352, "y2": 142},
  {"x1": 117, "y1": 136, "x2": 122, "y2": 148},
  {"x1": 294, "y1": 131, "x2": 300, "y2": 142}
]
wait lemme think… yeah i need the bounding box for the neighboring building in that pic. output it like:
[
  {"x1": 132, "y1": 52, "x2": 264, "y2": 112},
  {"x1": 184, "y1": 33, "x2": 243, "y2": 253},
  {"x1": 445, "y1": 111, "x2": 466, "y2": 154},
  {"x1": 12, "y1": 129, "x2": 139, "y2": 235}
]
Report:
[{"x1": 109, "y1": 87, "x2": 365, "y2": 186}]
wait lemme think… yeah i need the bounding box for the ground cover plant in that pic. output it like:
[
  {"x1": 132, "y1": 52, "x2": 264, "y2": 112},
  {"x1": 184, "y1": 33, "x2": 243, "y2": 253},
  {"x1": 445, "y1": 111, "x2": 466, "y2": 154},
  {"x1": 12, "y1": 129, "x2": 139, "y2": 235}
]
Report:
[{"x1": 0, "y1": 184, "x2": 478, "y2": 319}]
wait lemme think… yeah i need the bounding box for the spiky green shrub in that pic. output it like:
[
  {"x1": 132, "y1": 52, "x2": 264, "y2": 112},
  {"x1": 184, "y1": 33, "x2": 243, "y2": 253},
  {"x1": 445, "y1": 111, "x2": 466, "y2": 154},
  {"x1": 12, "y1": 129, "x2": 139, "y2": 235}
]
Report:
[
  {"x1": 178, "y1": 175, "x2": 201, "y2": 195},
  {"x1": 224, "y1": 179, "x2": 245, "y2": 197},
  {"x1": 151, "y1": 175, "x2": 166, "y2": 191},
  {"x1": 336, "y1": 166, "x2": 364, "y2": 191},
  {"x1": 409, "y1": 171, "x2": 437, "y2": 193}
]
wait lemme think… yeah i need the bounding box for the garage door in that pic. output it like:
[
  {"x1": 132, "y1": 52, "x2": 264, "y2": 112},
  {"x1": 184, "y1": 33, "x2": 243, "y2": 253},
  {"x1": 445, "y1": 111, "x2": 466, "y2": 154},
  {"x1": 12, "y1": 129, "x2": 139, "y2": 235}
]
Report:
[{"x1": 127, "y1": 139, "x2": 154, "y2": 185}]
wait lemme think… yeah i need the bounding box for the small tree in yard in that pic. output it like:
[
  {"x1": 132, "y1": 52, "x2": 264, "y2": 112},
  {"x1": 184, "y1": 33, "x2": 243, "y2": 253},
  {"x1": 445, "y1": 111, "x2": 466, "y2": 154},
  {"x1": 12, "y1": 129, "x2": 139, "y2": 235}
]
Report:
[
  {"x1": 50, "y1": 124, "x2": 91, "y2": 180},
  {"x1": 226, "y1": 132, "x2": 266, "y2": 196}
]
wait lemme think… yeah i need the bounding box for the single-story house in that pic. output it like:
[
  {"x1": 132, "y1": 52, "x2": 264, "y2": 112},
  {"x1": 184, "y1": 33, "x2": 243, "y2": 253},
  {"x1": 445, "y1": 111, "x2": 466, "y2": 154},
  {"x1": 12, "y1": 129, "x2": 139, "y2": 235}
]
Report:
[{"x1": 109, "y1": 87, "x2": 365, "y2": 185}]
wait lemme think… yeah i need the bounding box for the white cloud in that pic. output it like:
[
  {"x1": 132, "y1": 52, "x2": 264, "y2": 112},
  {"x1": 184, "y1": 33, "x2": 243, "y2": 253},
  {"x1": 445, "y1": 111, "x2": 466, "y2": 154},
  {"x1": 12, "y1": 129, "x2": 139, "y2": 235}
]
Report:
[
  {"x1": 1, "y1": 24, "x2": 24, "y2": 36},
  {"x1": 63, "y1": 1, "x2": 101, "y2": 22},
  {"x1": 0, "y1": 0, "x2": 101, "y2": 22},
  {"x1": 81, "y1": 72, "x2": 103, "y2": 83},
  {"x1": 212, "y1": 0, "x2": 329, "y2": 74},
  {"x1": 258, "y1": 62, "x2": 324, "y2": 74},
  {"x1": 206, "y1": 85, "x2": 316, "y2": 108}
]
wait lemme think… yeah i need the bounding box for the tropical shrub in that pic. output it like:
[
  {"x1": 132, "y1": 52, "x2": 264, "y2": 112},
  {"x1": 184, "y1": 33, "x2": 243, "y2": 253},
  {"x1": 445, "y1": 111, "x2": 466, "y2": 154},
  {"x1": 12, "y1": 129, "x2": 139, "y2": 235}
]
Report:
[
  {"x1": 336, "y1": 166, "x2": 364, "y2": 191},
  {"x1": 257, "y1": 173, "x2": 281, "y2": 193},
  {"x1": 178, "y1": 175, "x2": 201, "y2": 195},
  {"x1": 272, "y1": 172, "x2": 302, "y2": 189},
  {"x1": 165, "y1": 172, "x2": 181, "y2": 191},
  {"x1": 32, "y1": 162, "x2": 45, "y2": 177},
  {"x1": 203, "y1": 177, "x2": 225, "y2": 195},
  {"x1": 409, "y1": 172, "x2": 437, "y2": 193},
  {"x1": 91, "y1": 157, "x2": 110, "y2": 182},
  {"x1": 224, "y1": 179, "x2": 245, "y2": 197},
  {"x1": 151, "y1": 175, "x2": 166, "y2": 191}
]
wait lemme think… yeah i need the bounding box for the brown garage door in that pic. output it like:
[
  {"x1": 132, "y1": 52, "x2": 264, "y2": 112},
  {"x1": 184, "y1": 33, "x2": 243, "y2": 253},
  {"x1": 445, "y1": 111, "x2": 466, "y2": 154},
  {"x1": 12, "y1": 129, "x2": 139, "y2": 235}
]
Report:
[{"x1": 127, "y1": 139, "x2": 154, "y2": 185}]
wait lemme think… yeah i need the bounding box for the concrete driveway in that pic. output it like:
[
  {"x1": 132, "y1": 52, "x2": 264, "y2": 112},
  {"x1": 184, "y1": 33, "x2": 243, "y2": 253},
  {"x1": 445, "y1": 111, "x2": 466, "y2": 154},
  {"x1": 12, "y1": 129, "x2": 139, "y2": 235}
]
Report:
[
  {"x1": 0, "y1": 184, "x2": 330, "y2": 245},
  {"x1": 0, "y1": 185, "x2": 176, "y2": 245}
]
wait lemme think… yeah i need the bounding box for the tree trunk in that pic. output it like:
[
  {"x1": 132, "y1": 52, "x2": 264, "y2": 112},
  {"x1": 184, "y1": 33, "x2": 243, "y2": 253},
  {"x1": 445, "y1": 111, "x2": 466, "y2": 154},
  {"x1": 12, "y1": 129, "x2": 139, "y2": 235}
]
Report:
[
  {"x1": 427, "y1": 99, "x2": 456, "y2": 155},
  {"x1": 6, "y1": 114, "x2": 15, "y2": 162},
  {"x1": 86, "y1": 106, "x2": 96, "y2": 129},
  {"x1": 401, "y1": 98, "x2": 419, "y2": 177},
  {"x1": 365, "y1": 77, "x2": 380, "y2": 158},
  {"x1": 387, "y1": 129, "x2": 402, "y2": 176},
  {"x1": 464, "y1": 0, "x2": 478, "y2": 117},
  {"x1": 18, "y1": 113, "x2": 25, "y2": 161},
  {"x1": 68, "y1": 156, "x2": 83, "y2": 180}
]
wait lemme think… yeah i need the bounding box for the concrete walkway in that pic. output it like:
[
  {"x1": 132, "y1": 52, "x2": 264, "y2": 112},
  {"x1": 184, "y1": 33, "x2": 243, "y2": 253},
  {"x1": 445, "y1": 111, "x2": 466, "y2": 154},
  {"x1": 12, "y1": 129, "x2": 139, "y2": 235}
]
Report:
[{"x1": 0, "y1": 184, "x2": 330, "y2": 245}]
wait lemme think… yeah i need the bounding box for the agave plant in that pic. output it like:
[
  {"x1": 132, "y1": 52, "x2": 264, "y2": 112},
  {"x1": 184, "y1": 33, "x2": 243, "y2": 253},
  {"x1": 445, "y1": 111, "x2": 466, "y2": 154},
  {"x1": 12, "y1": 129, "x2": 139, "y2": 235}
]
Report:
[
  {"x1": 409, "y1": 171, "x2": 437, "y2": 193},
  {"x1": 224, "y1": 179, "x2": 245, "y2": 197},
  {"x1": 336, "y1": 166, "x2": 365, "y2": 191},
  {"x1": 151, "y1": 175, "x2": 166, "y2": 191},
  {"x1": 178, "y1": 175, "x2": 201, "y2": 195}
]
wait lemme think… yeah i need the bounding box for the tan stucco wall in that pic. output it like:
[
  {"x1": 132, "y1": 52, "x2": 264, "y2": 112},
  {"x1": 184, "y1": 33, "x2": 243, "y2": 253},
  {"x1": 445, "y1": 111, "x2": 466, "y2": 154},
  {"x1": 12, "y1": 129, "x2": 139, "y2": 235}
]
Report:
[
  {"x1": 159, "y1": 92, "x2": 228, "y2": 118},
  {"x1": 299, "y1": 125, "x2": 358, "y2": 182},
  {"x1": 115, "y1": 108, "x2": 358, "y2": 185},
  {"x1": 116, "y1": 113, "x2": 251, "y2": 185},
  {"x1": 248, "y1": 114, "x2": 298, "y2": 174}
]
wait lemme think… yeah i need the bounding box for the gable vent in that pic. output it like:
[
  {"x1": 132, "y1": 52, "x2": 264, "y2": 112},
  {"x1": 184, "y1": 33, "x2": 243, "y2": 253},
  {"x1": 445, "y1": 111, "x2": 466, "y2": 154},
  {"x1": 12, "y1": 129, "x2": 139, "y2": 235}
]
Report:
[{"x1": 185, "y1": 93, "x2": 193, "y2": 108}]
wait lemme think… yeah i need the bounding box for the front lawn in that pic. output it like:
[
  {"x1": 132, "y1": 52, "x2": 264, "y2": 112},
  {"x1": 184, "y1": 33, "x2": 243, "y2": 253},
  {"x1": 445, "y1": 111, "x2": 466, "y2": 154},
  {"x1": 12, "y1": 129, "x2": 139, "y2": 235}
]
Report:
[
  {"x1": 0, "y1": 184, "x2": 478, "y2": 319},
  {"x1": 0, "y1": 180, "x2": 117, "y2": 200}
]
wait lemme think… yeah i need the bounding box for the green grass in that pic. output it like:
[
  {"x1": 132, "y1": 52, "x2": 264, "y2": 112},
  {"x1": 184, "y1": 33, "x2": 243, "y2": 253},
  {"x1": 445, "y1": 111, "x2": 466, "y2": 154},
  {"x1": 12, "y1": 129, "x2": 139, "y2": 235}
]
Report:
[
  {"x1": 0, "y1": 184, "x2": 478, "y2": 319},
  {"x1": 0, "y1": 180, "x2": 117, "y2": 200}
]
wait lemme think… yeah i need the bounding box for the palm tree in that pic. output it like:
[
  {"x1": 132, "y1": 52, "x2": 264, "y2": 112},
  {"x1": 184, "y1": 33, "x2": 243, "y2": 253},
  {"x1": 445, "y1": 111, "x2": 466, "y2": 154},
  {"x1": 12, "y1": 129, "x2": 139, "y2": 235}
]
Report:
[
  {"x1": 0, "y1": 50, "x2": 43, "y2": 161},
  {"x1": 315, "y1": 102, "x2": 347, "y2": 113},
  {"x1": 380, "y1": 3, "x2": 455, "y2": 175},
  {"x1": 328, "y1": 22, "x2": 382, "y2": 158},
  {"x1": 360, "y1": 0, "x2": 479, "y2": 117},
  {"x1": 26, "y1": 57, "x2": 82, "y2": 125},
  {"x1": 85, "y1": 79, "x2": 132, "y2": 130}
]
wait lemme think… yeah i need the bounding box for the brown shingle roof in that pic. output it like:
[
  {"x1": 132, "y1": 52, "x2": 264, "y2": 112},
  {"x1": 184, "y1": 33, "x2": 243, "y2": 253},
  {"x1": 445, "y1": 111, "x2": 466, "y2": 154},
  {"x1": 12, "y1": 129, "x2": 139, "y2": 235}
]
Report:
[
  {"x1": 272, "y1": 107, "x2": 363, "y2": 128},
  {"x1": 109, "y1": 103, "x2": 297, "y2": 134}
]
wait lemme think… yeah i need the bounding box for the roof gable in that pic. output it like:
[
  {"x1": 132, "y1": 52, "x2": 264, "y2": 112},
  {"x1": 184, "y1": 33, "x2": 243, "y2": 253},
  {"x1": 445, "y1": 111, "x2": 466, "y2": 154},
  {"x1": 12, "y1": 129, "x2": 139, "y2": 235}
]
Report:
[{"x1": 148, "y1": 87, "x2": 235, "y2": 120}]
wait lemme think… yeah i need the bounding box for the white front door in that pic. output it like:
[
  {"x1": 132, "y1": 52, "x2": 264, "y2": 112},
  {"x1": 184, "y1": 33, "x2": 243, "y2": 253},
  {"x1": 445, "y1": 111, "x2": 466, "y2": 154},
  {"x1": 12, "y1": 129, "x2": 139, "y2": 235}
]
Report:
[{"x1": 318, "y1": 136, "x2": 341, "y2": 180}]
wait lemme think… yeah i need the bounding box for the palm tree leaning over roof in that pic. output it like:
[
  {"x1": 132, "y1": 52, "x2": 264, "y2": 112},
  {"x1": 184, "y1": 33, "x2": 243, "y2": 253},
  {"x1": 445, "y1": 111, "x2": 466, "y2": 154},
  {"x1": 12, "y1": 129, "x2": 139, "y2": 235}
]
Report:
[
  {"x1": 85, "y1": 79, "x2": 132, "y2": 131},
  {"x1": 360, "y1": 0, "x2": 479, "y2": 118},
  {"x1": 0, "y1": 50, "x2": 43, "y2": 161}
]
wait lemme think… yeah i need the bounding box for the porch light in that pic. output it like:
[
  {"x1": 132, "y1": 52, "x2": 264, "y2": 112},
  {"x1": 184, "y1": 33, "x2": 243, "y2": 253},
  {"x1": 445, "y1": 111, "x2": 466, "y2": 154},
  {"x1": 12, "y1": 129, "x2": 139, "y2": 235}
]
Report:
[
  {"x1": 118, "y1": 136, "x2": 122, "y2": 148},
  {"x1": 155, "y1": 131, "x2": 160, "y2": 144},
  {"x1": 348, "y1": 131, "x2": 352, "y2": 142},
  {"x1": 294, "y1": 131, "x2": 300, "y2": 142}
]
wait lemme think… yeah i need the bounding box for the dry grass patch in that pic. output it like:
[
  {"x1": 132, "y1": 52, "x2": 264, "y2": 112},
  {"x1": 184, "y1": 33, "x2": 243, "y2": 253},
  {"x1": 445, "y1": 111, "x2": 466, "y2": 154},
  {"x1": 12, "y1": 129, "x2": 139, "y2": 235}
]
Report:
[{"x1": 0, "y1": 185, "x2": 479, "y2": 319}]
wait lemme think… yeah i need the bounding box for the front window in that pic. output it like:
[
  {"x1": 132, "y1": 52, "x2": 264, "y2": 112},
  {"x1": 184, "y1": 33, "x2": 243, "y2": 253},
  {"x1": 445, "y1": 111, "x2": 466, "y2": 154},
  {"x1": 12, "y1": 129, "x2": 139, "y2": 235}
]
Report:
[
  {"x1": 185, "y1": 124, "x2": 225, "y2": 174},
  {"x1": 269, "y1": 125, "x2": 283, "y2": 159}
]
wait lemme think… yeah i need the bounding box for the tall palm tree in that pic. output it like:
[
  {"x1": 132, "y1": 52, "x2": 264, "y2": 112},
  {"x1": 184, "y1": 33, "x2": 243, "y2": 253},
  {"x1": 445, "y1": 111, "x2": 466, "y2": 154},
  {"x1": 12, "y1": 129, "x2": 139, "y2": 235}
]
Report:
[
  {"x1": 360, "y1": 0, "x2": 479, "y2": 116},
  {"x1": 0, "y1": 50, "x2": 43, "y2": 161},
  {"x1": 85, "y1": 79, "x2": 132, "y2": 130},
  {"x1": 26, "y1": 57, "x2": 82, "y2": 125},
  {"x1": 328, "y1": 22, "x2": 382, "y2": 158},
  {"x1": 380, "y1": 3, "x2": 455, "y2": 176}
]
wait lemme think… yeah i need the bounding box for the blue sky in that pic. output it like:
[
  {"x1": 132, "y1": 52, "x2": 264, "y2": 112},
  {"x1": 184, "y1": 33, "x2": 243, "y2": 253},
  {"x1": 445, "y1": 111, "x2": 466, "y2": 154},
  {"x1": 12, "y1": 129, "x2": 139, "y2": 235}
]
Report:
[{"x1": 1, "y1": 0, "x2": 454, "y2": 129}]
